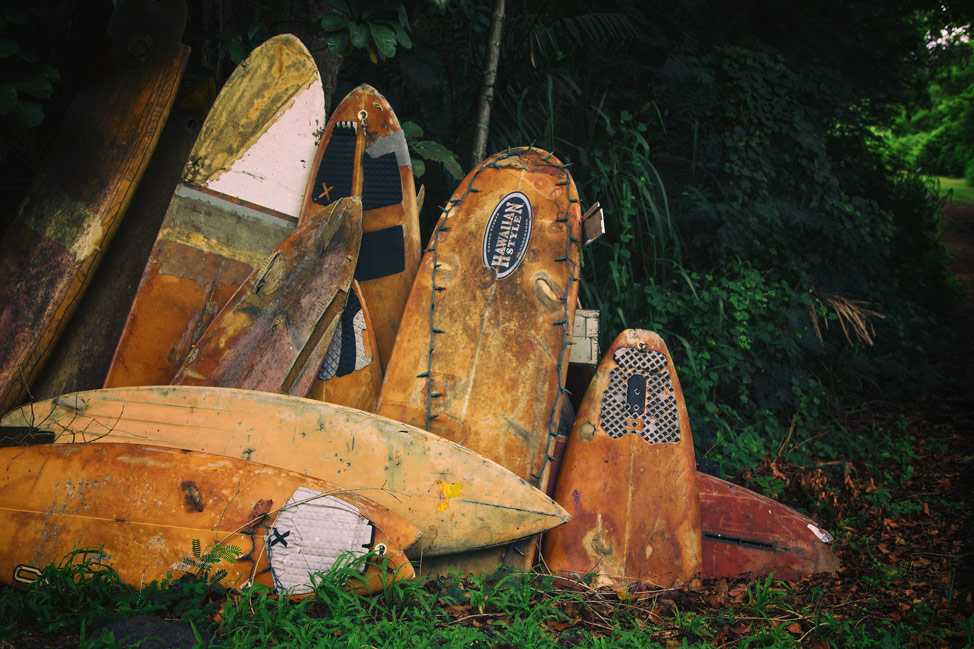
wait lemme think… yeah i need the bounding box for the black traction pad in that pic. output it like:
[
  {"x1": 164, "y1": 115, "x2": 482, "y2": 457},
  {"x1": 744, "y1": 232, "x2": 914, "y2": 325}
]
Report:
[
  {"x1": 362, "y1": 150, "x2": 403, "y2": 211},
  {"x1": 312, "y1": 122, "x2": 356, "y2": 206},
  {"x1": 355, "y1": 226, "x2": 406, "y2": 281},
  {"x1": 317, "y1": 288, "x2": 369, "y2": 380},
  {"x1": 599, "y1": 347, "x2": 681, "y2": 443}
]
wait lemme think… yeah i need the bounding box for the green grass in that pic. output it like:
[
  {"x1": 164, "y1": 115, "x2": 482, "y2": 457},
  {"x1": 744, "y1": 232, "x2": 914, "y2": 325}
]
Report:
[{"x1": 932, "y1": 176, "x2": 974, "y2": 204}]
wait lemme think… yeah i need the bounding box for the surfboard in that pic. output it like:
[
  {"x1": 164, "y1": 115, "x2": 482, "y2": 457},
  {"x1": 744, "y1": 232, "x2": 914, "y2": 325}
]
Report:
[
  {"x1": 308, "y1": 280, "x2": 383, "y2": 412},
  {"x1": 376, "y1": 146, "x2": 582, "y2": 574},
  {"x1": 30, "y1": 79, "x2": 216, "y2": 401},
  {"x1": 0, "y1": 43, "x2": 189, "y2": 413},
  {"x1": 0, "y1": 443, "x2": 416, "y2": 594},
  {"x1": 1, "y1": 386, "x2": 570, "y2": 557},
  {"x1": 542, "y1": 329, "x2": 702, "y2": 589},
  {"x1": 299, "y1": 84, "x2": 421, "y2": 368},
  {"x1": 104, "y1": 34, "x2": 323, "y2": 389},
  {"x1": 698, "y1": 472, "x2": 839, "y2": 581},
  {"x1": 171, "y1": 196, "x2": 362, "y2": 396}
]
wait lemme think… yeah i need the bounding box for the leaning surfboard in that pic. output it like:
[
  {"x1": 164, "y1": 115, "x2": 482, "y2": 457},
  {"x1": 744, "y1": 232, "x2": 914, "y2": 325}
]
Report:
[
  {"x1": 542, "y1": 329, "x2": 703, "y2": 589},
  {"x1": 0, "y1": 43, "x2": 188, "y2": 413},
  {"x1": 171, "y1": 196, "x2": 362, "y2": 396},
  {"x1": 698, "y1": 472, "x2": 839, "y2": 581},
  {"x1": 299, "y1": 84, "x2": 421, "y2": 368},
  {"x1": 376, "y1": 146, "x2": 582, "y2": 574},
  {"x1": 0, "y1": 443, "x2": 416, "y2": 594},
  {"x1": 1, "y1": 386, "x2": 570, "y2": 557},
  {"x1": 104, "y1": 34, "x2": 323, "y2": 389}
]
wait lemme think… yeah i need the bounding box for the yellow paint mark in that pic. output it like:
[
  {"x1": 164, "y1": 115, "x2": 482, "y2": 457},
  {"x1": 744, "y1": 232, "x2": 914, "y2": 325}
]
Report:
[
  {"x1": 435, "y1": 481, "x2": 463, "y2": 512},
  {"x1": 18, "y1": 172, "x2": 103, "y2": 262}
]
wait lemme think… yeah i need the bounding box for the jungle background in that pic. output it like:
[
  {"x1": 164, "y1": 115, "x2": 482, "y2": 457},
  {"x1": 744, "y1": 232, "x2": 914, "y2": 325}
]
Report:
[{"x1": 1, "y1": 0, "x2": 974, "y2": 647}]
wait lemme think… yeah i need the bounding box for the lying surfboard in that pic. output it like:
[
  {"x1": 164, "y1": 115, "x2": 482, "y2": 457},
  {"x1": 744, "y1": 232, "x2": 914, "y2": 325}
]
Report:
[
  {"x1": 30, "y1": 79, "x2": 216, "y2": 401},
  {"x1": 377, "y1": 146, "x2": 582, "y2": 574},
  {"x1": 308, "y1": 280, "x2": 383, "y2": 412},
  {"x1": 0, "y1": 43, "x2": 188, "y2": 413},
  {"x1": 104, "y1": 34, "x2": 323, "y2": 389},
  {"x1": 0, "y1": 443, "x2": 416, "y2": 594},
  {"x1": 1, "y1": 386, "x2": 570, "y2": 557},
  {"x1": 542, "y1": 329, "x2": 702, "y2": 589},
  {"x1": 171, "y1": 196, "x2": 362, "y2": 396},
  {"x1": 698, "y1": 472, "x2": 839, "y2": 581},
  {"x1": 299, "y1": 84, "x2": 421, "y2": 368}
]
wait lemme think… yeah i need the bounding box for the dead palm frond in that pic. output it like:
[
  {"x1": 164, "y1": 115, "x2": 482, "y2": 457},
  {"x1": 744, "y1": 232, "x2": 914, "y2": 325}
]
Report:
[{"x1": 808, "y1": 291, "x2": 886, "y2": 347}]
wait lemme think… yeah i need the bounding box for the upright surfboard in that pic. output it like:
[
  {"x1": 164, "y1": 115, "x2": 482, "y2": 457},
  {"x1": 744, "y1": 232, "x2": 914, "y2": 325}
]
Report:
[
  {"x1": 171, "y1": 196, "x2": 362, "y2": 397},
  {"x1": 2, "y1": 386, "x2": 570, "y2": 557},
  {"x1": 0, "y1": 43, "x2": 188, "y2": 413},
  {"x1": 0, "y1": 443, "x2": 416, "y2": 594},
  {"x1": 698, "y1": 472, "x2": 839, "y2": 580},
  {"x1": 104, "y1": 34, "x2": 323, "y2": 389},
  {"x1": 542, "y1": 329, "x2": 702, "y2": 589},
  {"x1": 309, "y1": 280, "x2": 384, "y2": 412},
  {"x1": 299, "y1": 84, "x2": 421, "y2": 369},
  {"x1": 377, "y1": 146, "x2": 582, "y2": 573}
]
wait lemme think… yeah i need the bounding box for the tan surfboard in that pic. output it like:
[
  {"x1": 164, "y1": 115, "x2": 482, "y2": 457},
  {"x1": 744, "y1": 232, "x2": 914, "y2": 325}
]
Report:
[
  {"x1": 104, "y1": 34, "x2": 324, "y2": 389},
  {"x1": 308, "y1": 280, "x2": 383, "y2": 412},
  {"x1": 0, "y1": 443, "x2": 416, "y2": 594},
  {"x1": 171, "y1": 196, "x2": 362, "y2": 396},
  {"x1": 542, "y1": 329, "x2": 702, "y2": 589},
  {"x1": 299, "y1": 84, "x2": 421, "y2": 368},
  {"x1": 0, "y1": 42, "x2": 188, "y2": 413},
  {"x1": 376, "y1": 146, "x2": 583, "y2": 574},
  {"x1": 1, "y1": 386, "x2": 570, "y2": 557}
]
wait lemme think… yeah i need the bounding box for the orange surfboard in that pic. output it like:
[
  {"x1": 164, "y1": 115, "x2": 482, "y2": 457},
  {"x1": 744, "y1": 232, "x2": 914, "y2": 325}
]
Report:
[
  {"x1": 698, "y1": 472, "x2": 839, "y2": 580},
  {"x1": 542, "y1": 329, "x2": 702, "y2": 589},
  {"x1": 299, "y1": 84, "x2": 421, "y2": 369},
  {"x1": 0, "y1": 443, "x2": 417, "y2": 594},
  {"x1": 377, "y1": 147, "x2": 583, "y2": 573},
  {"x1": 104, "y1": 34, "x2": 323, "y2": 388},
  {"x1": 308, "y1": 280, "x2": 383, "y2": 412},
  {"x1": 172, "y1": 196, "x2": 362, "y2": 396},
  {"x1": 0, "y1": 43, "x2": 188, "y2": 412}
]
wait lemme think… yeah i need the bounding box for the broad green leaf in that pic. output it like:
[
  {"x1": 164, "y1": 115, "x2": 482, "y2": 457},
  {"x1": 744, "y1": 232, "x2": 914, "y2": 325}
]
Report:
[
  {"x1": 370, "y1": 23, "x2": 397, "y2": 59},
  {"x1": 13, "y1": 76, "x2": 52, "y2": 99},
  {"x1": 348, "y1": 22, "x2": 370, "y2": 49},
  {"x1": 411, "y1": 157, "x2": 426, "y2": 178},
  {"x1": 326, "y1": 31, "x2": 349, "y2": 54},
  {"x1": 14, "y1": 100, "x2": 43, "y2": 127},
  {"x1": 0, "y1": 84, "x2": 16, "y2": 115},
  {"x1": 401, "y1": 121, "x2": 423, "y2": 140},
  {"x1": 412, "y1": 140, "x2": 463, "y2": 180},
  {"x1": 320, "y1": 14, "x2": 346, "y2": 32},
  {"x1": 393, "y1": 23, "x2": 413, "y2": 49}
]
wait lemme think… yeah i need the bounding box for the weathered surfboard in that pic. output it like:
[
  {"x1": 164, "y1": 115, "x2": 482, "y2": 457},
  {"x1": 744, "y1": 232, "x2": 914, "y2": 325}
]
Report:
[
  {"x1": 698, "y1": 472, "x2": 839, "y2": 581},
  {"x1": 30, "y1": 79, "x2": 216, "y2": 400},
  {"x1": 0, "y1": 443, "x2": 416, "y2": 594},
  {"x1": 376, "y1": 146, "x2": 582, "y2": 574},
  {"x1": 104, "y1": 34, "x2": 323, "y2": 389},
  {"x1": 542, "y1": 329, "x2": 703, "y2": 589},
  {"x1": 1, "y1": 386, "x2": 570, "y2": 557},
  {"x1": 171, "y1": 196, "x2": 362, "y2": 396},
  {"x1": 299, "y1": 84, "x2": 421, "y2": 368},
  {"x1": 0, "y1": 43, "x2": 188, "y2": 413},
  {"x1": 308, "y1": 280, "x2": 383, "y2": 412}
]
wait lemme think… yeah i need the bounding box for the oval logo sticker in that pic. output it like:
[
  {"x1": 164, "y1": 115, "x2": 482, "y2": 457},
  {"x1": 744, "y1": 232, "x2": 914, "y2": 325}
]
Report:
[{"x1": 482, "y1": 192, "x2": 532, "y2": 279}]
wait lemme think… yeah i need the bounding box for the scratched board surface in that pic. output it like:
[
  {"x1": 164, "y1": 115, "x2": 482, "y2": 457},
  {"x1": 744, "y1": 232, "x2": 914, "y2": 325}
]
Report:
[
  {"x1": 0, "y1": 44, "x2": 188, "y2": 413},
  {"x1": 104, "y1": 34, "x2": 323, "y2": 389},
  {"x1": 2, "y1": 386, "x2": 570, "y2": 557},
  {"x1": 542, "y1": 329, "x2": 703, "y2": 589},
  {"x1": 0, "y1": 443, "x2": 417, "y2": 594}
]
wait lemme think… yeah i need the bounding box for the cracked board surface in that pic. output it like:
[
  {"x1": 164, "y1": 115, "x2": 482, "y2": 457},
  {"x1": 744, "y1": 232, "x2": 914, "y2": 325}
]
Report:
[
  {"x1": 104, "y1": 34, "x2": 323, "y2": 389},
  {"x1": 0, "y1": 42, "x2": 188, "y2": 413},
  {"x1": 2, "y1": 386, "x2": 569, "y2": 557},
  {"x1": 0, "y1": 443, "x2": 416, "y2": 594},
  {"x1": 542, "y1": 329, "x2": 702, "y2": 589},
  {"x1": 697, "y1": 472, "x2": 839, "y2": 581},
  {"x1": 299, "y1": 84, "x2": 421, "y2": 369},
  {"x1": 376, "y1": 147, "x2": 582, "y2": 575}
]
